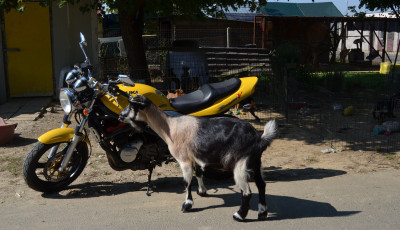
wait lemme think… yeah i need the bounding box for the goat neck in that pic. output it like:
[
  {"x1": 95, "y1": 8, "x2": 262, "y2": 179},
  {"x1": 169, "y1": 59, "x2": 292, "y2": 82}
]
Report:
[{"x1": 141, "y1": 104, "x2": 173, "y2": 144}]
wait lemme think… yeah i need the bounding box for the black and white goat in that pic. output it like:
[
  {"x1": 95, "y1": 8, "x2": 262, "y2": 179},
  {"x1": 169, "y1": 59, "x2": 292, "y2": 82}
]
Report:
[{"x1": 119, "y1": 95, "x2": 277, "y2": 221}]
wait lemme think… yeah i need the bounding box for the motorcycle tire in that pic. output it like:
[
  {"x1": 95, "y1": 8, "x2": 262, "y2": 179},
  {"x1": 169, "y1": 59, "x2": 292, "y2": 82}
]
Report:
[{"x1": 23, "y1": 141, "x2": 89, "y2": 193}]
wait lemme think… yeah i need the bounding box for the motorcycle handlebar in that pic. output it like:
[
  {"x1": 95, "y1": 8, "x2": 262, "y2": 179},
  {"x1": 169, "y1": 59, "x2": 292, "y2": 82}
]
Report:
[{"x1": 107, "y1": 84, "x2": 133, "y2": 101}]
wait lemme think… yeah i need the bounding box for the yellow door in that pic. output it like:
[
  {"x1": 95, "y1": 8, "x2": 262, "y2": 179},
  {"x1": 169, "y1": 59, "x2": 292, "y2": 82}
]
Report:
[{"x1": 4, "y1": 2, "x2": 53, "y2": 97}]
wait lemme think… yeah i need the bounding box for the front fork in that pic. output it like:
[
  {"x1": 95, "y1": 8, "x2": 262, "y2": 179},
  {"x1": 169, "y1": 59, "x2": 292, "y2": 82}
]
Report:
[
  {"x1": 58, "y1": 99, "x2": 97, "y2": 172},
  {"x1": 48, "y1": 113, "x2": 73, "y2": 159},
  {"x1": 58, "y1": 116, "x2": 88, "y2": 171}
]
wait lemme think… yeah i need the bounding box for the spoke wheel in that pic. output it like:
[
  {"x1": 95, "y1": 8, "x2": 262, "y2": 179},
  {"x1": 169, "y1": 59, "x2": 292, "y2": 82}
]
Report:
[{"x1": 23, "y1": 141, "x2": 88, "y2": 193}]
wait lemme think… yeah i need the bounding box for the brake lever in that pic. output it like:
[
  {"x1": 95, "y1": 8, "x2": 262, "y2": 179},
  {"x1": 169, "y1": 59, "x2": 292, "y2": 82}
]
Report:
[
  {"x1": 101, "y1": 84, "x2": 120, "y2": 107},
  {"x1": 108, "y1": 79, "x2": 121, "y2": 84},
  {"x1": 107, "y1": 92, "x2": 120, "y2": 108}
]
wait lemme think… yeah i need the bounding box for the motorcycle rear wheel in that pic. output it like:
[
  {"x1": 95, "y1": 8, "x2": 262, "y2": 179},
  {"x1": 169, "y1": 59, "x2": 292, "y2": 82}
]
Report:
[{"x1": 23, "y1": 141, "x2": 88, "y2": 193}]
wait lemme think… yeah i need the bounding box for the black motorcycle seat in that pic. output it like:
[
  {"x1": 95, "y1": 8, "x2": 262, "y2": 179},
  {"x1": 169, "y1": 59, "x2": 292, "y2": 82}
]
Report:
[{"x1": 169, "y1": 78, "x2": 241, "y2": 114}]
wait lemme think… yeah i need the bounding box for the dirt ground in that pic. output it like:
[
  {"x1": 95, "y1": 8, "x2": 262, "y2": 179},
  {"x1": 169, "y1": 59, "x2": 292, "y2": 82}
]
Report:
[{"x1": 0, "y1": 104, "x2": 399, "y2": 204}]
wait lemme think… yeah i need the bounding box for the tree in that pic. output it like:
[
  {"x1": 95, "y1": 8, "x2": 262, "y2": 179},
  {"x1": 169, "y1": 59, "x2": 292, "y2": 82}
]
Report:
[
  {"x1": 358, "y1": 1, "x2": 400, "y2": 75},
  {"x1": 1, "y1": 0, "x2": 266, "y2": 80},
  {"x1": 359, "y1": 0, "x2": 400, "y2": 18}
]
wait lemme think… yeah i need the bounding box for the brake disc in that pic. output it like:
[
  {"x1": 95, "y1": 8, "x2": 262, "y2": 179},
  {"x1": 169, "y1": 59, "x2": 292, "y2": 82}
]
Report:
[{"x1": 43, "y1": 152, "x2": 72, "y2": 182}]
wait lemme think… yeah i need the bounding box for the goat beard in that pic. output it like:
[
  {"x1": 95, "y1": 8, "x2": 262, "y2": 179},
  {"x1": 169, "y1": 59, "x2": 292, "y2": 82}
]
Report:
[
  {"x1": 124, "y1": 109, "x2": 144, "y2": 132},
  {"x1": 127, "y1": 119, "x2": 143, "y2": 132}
]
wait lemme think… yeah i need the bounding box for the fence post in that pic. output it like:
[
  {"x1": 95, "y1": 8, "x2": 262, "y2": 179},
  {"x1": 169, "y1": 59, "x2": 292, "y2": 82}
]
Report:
[
  {"x1": 284, "y1": 64, "x2": 288, "y2": 122},
  {"x1": 382, "y1": 19, "x2": 387, "y2": 62},
  {"x1": 226, "y1": 27, "x2": 231, "y2": 48}
]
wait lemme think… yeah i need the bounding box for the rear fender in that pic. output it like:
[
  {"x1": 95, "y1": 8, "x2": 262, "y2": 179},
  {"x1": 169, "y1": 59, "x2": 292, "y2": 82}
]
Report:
[{"x1": 38, "y1": 128, "x2": 89, "y2": 145}]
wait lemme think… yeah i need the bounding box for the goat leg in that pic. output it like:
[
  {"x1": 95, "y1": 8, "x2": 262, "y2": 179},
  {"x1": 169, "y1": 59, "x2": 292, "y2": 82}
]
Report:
[
  {"x1": 181, "y1": 179, "x2": 193, "y2": 212},
  {"x1": 254, "y1": 170, "x2": 268, "y2": 220},
  {"x1": 181, "y1": 164, "x2": 194, "y2": 212},
  {"x1": 146, "y1": 168, "x2": 153, "y2": 196},
  {"x1": 233, "y1": 192, "x2": 252, "y2": 222},
  {"x1": 195, "y1": 165, "x2": 207, "y2": 197}
]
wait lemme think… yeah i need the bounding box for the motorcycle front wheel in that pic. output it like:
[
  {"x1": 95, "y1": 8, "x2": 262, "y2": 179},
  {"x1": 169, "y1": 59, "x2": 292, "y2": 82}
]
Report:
[{"x1": 23, "y1": 141, "x2": 89, "y2": 193}]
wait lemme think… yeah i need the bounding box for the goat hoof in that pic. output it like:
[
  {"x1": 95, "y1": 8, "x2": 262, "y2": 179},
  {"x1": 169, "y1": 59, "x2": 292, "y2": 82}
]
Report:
[
  {"x1": 197, "y1": 191, "x2": 207, "y2": 197},
  {"x1": 233, "y1": 212, "x2": 245, "y2": 222},
  {"x1": 258, "y1": 210, "x2": 268, "y2": 220},
  {"x1": 181, "y1": 201, "x2": 193, "y2": 213}
]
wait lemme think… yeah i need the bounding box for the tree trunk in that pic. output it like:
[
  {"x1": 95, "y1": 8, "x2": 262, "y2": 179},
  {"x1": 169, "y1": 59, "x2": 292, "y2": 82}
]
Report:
[{"x1": 118, "y1": 0, "x2": 150, "y2": 82}]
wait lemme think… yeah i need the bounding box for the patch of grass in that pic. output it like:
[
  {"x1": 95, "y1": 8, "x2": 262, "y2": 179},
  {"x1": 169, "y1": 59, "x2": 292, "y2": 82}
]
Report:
[
  {"x1": 93, "y1": 152, "x2": 104, "y2": 157},
  {"x1": 8, "y1": 179, "x2": 18, "y2": 185},
  {"x1": 305, "y1": 157, "x2": 319, "y2": 163},
  {"x1": 89, "y1": 163, "x2": 99, "y2": 170},
  {"x1": 307, "y1": 71, "x2": 385, "y2": 92},
  {"x1": 344, "y1": 72, "x2": 385, "y2": 92},
  {"x1": 92, "y1": 152, "x2": 106, "y2": 164},
  {"x1": 0, "y1": 155, "x2": 24, "y2": 176},
  {"x1": 385, "y1": 154, "x2": 396, "y2": 161},
  {"x1": 358, "y1": 168, "x2": 369, "y2": 173}
]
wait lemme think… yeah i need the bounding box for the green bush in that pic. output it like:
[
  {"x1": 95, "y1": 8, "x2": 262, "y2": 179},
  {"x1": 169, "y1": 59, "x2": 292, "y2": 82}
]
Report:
[
  {"x1": 343, "y1": 72, "x2": 385, "y2": 91},
  {"x1": 321, "y1": 70, "x2": 345, "y2": 92},
  {"x1": 295, "y1": 65, "x2": 319, "y2": 86},
  {"x1": 310, "y1": 71, "x2": 385, "y2": 92},
  {"x1": 272, "y1": 42, "x2": 302, "y2": 64}
]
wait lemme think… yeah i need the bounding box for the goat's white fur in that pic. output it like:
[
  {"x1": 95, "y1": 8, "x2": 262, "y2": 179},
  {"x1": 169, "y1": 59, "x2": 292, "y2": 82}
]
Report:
[
  {"x1": 234, "y1": 158, "x2": 251, "y2": 196},
  {"x1": 258, "y1": 203, "x2": 267, "y2": 214}
]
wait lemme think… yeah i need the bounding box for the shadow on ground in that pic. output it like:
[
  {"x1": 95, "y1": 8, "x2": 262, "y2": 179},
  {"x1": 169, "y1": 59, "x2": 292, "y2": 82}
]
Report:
[
  {"x1": 41, "y1": 176, "x2": 185, "y2": 199},
  {"x1": 264, "y1": 167, "x2": 347, "y2": 182},
  {"x1": 42, "y1": 174, "x2": 358, "y2": 222},
  {"x1": 42, "y1": 167, "x2": 345, "y2": 200},
  {"x1": 265, "y1": 194, "x2": 360, "y2": 221},
  {"x1": 191, "y1": 192, "x2": 359, "y2": 221},
  {"x1": 1, "y1": 134, "x2": 37, "y2": 147}
]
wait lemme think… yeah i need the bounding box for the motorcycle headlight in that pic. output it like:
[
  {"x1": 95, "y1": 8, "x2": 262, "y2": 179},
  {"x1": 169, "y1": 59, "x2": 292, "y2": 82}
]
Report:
[{"x1": 59, "y1": 88, "x2": 76, "y2": 114}]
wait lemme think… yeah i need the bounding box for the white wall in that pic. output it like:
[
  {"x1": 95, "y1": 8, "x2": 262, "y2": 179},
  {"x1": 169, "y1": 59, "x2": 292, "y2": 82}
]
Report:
[{"x1": 345, "y1": 31, "x2": 399, "y2": 51}]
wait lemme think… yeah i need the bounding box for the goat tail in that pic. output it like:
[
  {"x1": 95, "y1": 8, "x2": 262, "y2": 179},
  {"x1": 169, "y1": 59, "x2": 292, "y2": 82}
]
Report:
[{"x1": 260, "y1": 120, "x2": 278, "y2": 150}]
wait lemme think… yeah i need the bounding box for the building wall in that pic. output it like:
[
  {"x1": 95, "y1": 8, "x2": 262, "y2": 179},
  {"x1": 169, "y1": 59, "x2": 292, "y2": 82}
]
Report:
[
  {"x1": 0, "y1": 1, "x2": 98, "y2": 103},
  {"x1": 164, "y1": 18, "x2": 259, "y2": 47},
  {"x1": 269, "y1": 20, "x2": 331, "y2": 64},
  {"x1": 343, "y1": 28, "x2": 399, "y2": 63},
  {"x1": 0, "y1": 28, "x2": 6, "y2": 104},
  {"x1": 51, "y1": 2, "x2": 98, "y2": 96},
  {"x1": 341, "y1": 15, "x2": 400, "y2": 63},
  {"x1": 4, "y1": 3, "x2": 53, "y2": 97}
]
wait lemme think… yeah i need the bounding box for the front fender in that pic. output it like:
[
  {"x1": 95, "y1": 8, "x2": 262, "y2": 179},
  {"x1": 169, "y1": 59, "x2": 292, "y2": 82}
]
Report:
[{"x1": 38, "y1": 128, "x2": 89, "y2": 145}]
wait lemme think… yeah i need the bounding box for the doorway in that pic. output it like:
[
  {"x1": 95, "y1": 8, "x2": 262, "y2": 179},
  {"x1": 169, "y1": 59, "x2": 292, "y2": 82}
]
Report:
[{"x1": 3, "y1": 2, "x2": 53, "y2": 97}]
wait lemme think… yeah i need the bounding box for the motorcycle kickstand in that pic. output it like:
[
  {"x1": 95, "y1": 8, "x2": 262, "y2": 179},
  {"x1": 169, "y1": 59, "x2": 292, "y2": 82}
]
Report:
[{"x1": 146, "y1": 168, "x2": 154, "y2": 196}]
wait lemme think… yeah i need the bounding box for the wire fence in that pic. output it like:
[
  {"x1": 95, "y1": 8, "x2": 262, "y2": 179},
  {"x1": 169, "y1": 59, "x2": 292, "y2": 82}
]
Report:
[{"x1": 97, "y1": 28, "x2": 400, "y2": 153}]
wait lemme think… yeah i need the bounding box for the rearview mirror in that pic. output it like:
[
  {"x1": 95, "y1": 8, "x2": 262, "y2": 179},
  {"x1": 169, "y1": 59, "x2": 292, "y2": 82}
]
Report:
[{"x1": 79, "y1": 32, "x2": 87, "y2": 46}]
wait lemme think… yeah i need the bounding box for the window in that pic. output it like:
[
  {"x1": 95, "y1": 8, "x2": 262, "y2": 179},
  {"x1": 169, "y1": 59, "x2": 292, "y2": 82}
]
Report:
[{"x1": 387, "y1": 32, "x2": 394, "y2": 40}]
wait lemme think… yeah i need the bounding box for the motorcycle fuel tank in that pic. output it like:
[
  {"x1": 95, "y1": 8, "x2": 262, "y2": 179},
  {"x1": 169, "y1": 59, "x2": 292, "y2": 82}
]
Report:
[{"x1": 100, "y1": 83, "x2": 175, "y2": 115}]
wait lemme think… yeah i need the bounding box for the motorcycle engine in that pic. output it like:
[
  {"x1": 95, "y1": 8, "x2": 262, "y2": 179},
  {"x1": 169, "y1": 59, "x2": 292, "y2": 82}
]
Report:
[{"x1": 119, "y1": 139, "x2": 143, "y2": 163}]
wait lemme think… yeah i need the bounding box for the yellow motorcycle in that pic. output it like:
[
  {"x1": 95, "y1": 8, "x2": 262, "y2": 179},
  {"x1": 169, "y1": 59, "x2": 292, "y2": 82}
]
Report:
[{"x1": 23, "y1": 33, "x2": 258, "y2": 194}]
